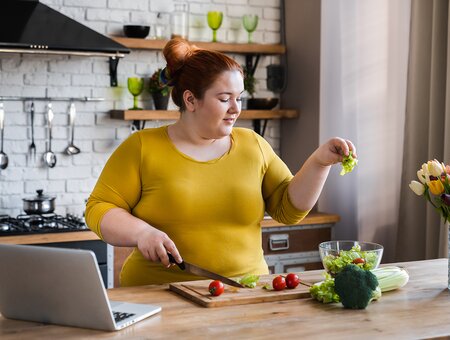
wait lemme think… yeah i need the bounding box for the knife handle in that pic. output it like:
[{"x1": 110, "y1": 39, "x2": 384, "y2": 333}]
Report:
[{"x1": 167, "y1": 253, "x2": 185, "y2": 270}]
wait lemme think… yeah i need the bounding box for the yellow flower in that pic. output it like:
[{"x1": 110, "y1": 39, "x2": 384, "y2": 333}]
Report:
[
  {"x1": 428, "y1": 179, "x2": 444, "y2": 195},
  {"x1": 409, "y1": 181, "x2": 425, "y2": 196}
]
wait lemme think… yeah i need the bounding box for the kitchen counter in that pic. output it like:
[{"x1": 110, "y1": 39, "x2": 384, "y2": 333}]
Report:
[
  {"x1": 1, "y1": 259, "x2": 448, "y2": 339},
  {"x1": 0, "y1": 230, "x2": 100, "y2": 245},
  {"x1": 0, "y1": 212, "x2": 340, "y2": 245}
]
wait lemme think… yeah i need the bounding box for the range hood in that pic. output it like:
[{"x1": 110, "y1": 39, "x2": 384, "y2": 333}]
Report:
[{"x1": 0, "y1": 0, "x2": 129, "y2": 58}]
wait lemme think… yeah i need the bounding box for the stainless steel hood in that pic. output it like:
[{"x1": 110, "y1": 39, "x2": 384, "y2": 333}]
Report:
[{"x1": 0, "y1": 0, "x2": 130, "y2": 58}]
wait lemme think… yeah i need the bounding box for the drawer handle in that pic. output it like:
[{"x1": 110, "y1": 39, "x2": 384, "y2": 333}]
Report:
[{"x1": 269, "y1": 234, "x2": 289, "y2": 251}]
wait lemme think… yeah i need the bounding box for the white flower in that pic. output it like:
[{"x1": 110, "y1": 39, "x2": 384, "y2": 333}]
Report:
[
  {"x1": 409, "y1": 180, "x2": 425, "y2": 196},
  {"x1": 417, "y1": 169, "x2": 426, "y2": 184},
  {"x1": 427, "y1": 159, "x2": 444, "y2": 177}
]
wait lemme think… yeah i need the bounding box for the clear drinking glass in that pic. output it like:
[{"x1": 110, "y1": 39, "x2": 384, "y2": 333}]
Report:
[
  {"x1": 242, "y1": 14, "x2": 259, "y2": 43},
  {"x1": 127, "y1": 77, "x2": 144, "y2": 110},
  {"x1": 207, "y1": 11, "x2": 223, "y2": 42},
  {"x1": 171, "y1": 3, "x2": 189, "y2": 39}
]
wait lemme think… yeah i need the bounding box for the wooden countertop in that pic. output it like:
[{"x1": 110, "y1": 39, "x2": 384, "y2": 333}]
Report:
[
  {"x1": 0, "y1": 259, "x2": 448, "y2": 338},
  {"x1": 0, "y1": 212, "x2": 339, "y2": 245},
  {"x1": 0, "y1": 230, "x2": 100, "y2": 245}
]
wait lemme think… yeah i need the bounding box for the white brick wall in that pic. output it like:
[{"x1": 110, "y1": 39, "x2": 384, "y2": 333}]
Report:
[{"x1": 0, "y1": 0, "x2": 282, "y2": 217}]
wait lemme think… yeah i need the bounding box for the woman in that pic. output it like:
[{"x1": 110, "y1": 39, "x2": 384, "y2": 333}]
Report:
[{"x1": 85, "y1": 38, "x2": 357, "y2": 286}]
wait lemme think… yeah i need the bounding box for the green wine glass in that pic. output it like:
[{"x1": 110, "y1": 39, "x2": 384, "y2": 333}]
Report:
[
  {"x1": 127, "y1": 77, "x2": 144, "y2": 110},
  {"x1": 243, "y1": 14, "x2": 259, "y2": 43},
  {"x1": 207, "y1": 11, "x2": 223, "y2": 42}
]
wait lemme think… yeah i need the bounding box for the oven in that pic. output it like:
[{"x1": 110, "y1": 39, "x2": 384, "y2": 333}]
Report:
[{"x1": 0, "y1": 213, "x2": 109, "y2": 288}]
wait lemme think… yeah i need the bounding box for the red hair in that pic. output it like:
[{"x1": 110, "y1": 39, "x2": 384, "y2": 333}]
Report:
[{"x1": 162, "y1": 38, "x2": 243, "y2": 111}]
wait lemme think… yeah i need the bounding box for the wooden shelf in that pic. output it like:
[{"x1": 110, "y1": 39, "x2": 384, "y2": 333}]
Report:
[
  {"x1": 110, "y1": 109, "x2": 298, "y2": 121},
  {"x1": 112, "y1": 37, "x2": 286, "y2": 55}
]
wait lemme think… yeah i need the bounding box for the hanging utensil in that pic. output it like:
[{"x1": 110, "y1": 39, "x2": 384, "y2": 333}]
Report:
[
  {"x1": 28, "y1": 102, "x2": 37, "y2": 163},
  {"x1": 64, "y1": 102, "x2": 80, "y2": 155},
  {"x1": 43, "y1": 102, "x2": 57, "y2": 168},
  {"x1": 0, "y1": 102, "x2": 8, "y2": 170}
]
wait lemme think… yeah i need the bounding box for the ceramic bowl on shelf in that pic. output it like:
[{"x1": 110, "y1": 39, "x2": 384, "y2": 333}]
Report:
[
  {"x1": 319, "y1": 240, "x2": 383, "y2": 276},
  {"x1": 246, "y1": 97, "x2": 279, "y2": 110},
  {"x1": 123, "y1": 25, "x2": 150, "y2": 38}
]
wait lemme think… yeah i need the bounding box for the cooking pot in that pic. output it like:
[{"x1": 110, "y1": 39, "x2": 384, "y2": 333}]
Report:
[{"x1": 23, "y1": 189, "x2": 56, "y2": 214}]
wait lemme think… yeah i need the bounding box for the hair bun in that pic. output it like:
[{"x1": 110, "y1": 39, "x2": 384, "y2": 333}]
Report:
[{"x1": 163, "y1": 38, "x2": 199, "y2": 76}]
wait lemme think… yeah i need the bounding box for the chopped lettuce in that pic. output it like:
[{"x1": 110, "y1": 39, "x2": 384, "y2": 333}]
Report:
[
  {"x1": 238, "y1": 274, "x2": 260, "y2": 288},
  {"x1": 340, "y1": 151, "x2": 358, "y2": 176},
  {"x1": 323, "y1": 245, "x2": 379, "y2": 275},
  {"x1": 309, "y1": 273, "x2": 340, "y2": 303}
]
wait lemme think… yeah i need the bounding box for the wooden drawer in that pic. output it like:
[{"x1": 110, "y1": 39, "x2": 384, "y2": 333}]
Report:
[{"x1": 262, "y1": 224, "x2": 331, "y2": 255}]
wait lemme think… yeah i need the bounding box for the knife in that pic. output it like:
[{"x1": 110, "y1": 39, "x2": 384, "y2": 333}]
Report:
[{"x1": 167, "y1": 253, "x2": 244, "y2": 288}]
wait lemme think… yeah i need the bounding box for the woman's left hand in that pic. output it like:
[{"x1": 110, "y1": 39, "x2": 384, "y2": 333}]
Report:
[{"x1": 312, "y1": 137, "x2": 357, "y2": 167}]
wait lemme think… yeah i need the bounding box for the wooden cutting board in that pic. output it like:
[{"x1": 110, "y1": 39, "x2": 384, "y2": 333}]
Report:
[{"x1": 169, "y1": 274, "x2": 316, "y2": 308}]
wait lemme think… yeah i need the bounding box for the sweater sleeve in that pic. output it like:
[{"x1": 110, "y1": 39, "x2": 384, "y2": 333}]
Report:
[
  {"x1": 85, "y1": 132, "x2": 143, "y2": 239},
  {"x1": 255, "y1": 133, "x2": 310, "y2": 224}
]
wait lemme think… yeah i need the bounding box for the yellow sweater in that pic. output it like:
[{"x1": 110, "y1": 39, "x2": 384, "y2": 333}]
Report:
[{"x1": 85, "y1": 126, "x2": 308, "y2": 286}]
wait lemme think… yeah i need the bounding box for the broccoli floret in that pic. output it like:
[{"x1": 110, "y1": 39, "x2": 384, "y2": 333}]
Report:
[{"x1": 334, "y1": 264, "x2": 379, "y2": 309}]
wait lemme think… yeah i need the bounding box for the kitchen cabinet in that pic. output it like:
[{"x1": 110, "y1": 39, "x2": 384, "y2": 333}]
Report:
[
  {"x1": 109, "y1": 37, "x2": 298, "y2": 132},
  {"x1": 112, "y1": 212, "x2": 339, "y2": 287},
  {"x1": 261, "y1": 213, "x2": 338, "y2": 273}
]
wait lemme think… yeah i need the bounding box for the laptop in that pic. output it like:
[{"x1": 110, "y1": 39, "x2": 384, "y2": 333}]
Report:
[{"x1": 0, "y1": 244, "x2": 161, "y2": 331}]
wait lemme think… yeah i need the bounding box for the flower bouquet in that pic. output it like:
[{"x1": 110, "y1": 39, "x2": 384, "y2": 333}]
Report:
[{"x1": 409, "y1": 159, "x2": 450, "y2": 223}]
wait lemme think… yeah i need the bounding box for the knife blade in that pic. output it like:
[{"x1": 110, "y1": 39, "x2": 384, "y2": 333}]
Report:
[{"x1": 167, "y1": 253, "x2": 244, "y2": 288}]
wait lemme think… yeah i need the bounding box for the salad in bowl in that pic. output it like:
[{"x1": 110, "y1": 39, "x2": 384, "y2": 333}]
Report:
[{"x1": 319, "y1": 240, "x2": 383, "y2": 276}]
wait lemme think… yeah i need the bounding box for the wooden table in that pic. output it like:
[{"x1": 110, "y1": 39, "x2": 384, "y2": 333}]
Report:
[{"x1": 1, "y1": 259, "x2": 449, "y2": 339}]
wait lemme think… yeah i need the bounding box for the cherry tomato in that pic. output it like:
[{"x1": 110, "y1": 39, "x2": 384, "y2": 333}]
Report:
[
  {"x1": 208, "y1": 280, "x2": 224, "y2": 296},
  {"x1": 352, "y1": 258, "x2": 366, "y2": 265},
  {"x1": 272, "y1": 275, "x2": 286, "y2": 291},
  {"x1": 285, "y1": 273, "x2": 300, "y2": 289}
]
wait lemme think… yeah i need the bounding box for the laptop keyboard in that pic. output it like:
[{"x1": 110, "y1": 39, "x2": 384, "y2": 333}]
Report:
[{"x1": 113, "y1": 311, "x2": 136, "y2": 322}]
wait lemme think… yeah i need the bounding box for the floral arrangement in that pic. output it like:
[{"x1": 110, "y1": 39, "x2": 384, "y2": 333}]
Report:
[
  {"x1": 148, "y1": 68, "x2": 170, "y2": 96},
  {"x1": 409, "y1": 159, "x2": 450, "y2": 223}
]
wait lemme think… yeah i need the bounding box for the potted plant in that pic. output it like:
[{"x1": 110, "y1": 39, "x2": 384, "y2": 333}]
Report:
[
  {"x1": 149, "y1": 68, "x2": 170, "y2": 110},
  {"x1": 243, "y1": 65, "x2": 279, "y2": 110},
  {"x1": 243, "y1": 65, "x2": 257, "y2": 99}
]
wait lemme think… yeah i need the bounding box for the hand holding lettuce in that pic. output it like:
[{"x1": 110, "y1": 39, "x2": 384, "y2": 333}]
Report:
[{"x1": 340, "y1": 151, "x2": 358, "y2": 175}]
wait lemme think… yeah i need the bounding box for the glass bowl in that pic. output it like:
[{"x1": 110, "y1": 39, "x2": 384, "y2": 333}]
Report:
[{"x1": 319, "y1": 240, "x2": 383, "y2": 276}]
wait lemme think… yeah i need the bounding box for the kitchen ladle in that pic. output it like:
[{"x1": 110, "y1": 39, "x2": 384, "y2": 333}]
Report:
[
  {"x1": 65, "y1": 102, "x2": 80, "y2": 155},
  {"x1": 0, "y1": 102, "x2": 8, "y2": 170},
  {"x1": 43, "y1": 103, "x2": 57, "y2": 168}
]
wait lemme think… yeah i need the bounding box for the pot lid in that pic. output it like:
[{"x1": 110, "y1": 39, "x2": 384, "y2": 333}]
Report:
[{"x1": 23, "y1": 189, "x2": 55, "y2": 202}]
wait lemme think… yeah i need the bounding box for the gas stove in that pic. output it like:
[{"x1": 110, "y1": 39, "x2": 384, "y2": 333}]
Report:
[{"x1": 0, "y1": 213, "x2": 88, "y2": 235}]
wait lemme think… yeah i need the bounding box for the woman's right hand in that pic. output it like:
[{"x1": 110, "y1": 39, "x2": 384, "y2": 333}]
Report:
[
  {"x1": 136, "y1": 226, "x2": 183, "y2": 267},
  {"x1": 97, "y1": 207, "x2": 182, "y2": 267}
]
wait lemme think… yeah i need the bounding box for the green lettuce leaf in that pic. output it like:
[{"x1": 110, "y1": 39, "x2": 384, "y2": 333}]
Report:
[
  {"x1": 238, "y1": 274, "x2": 260, "y2": 288},
  {"x1": 340, "y1": 151, "x2": 358, "y2": 176}
]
